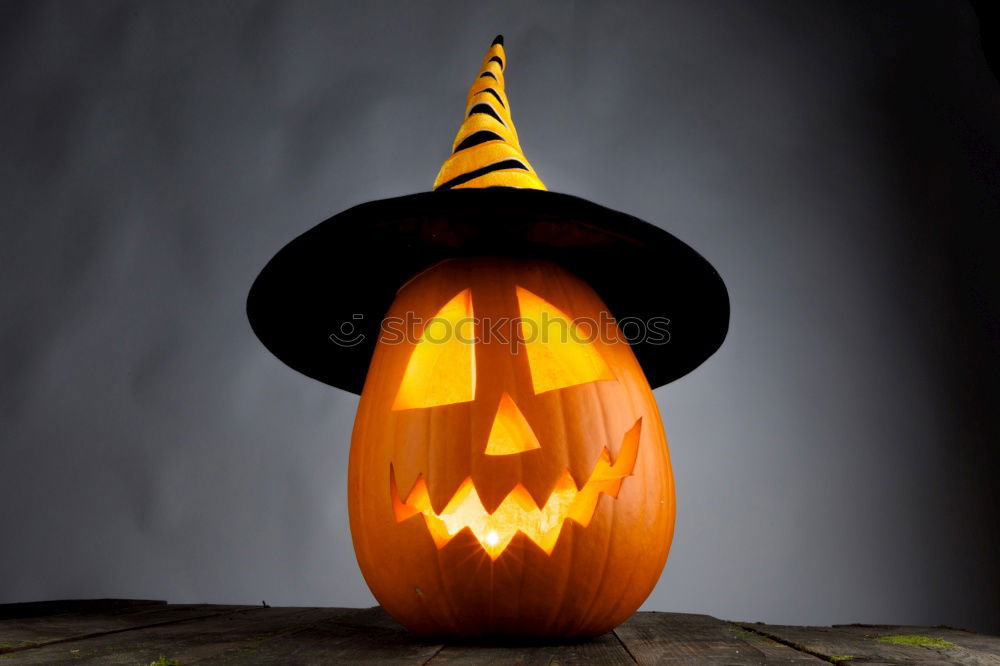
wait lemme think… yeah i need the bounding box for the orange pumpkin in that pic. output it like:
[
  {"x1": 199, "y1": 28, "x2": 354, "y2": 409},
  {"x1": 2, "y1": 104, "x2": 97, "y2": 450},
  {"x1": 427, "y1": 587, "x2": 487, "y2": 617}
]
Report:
[{"x1": 349, "y1": 257, "x2": 674, "y2": 637}]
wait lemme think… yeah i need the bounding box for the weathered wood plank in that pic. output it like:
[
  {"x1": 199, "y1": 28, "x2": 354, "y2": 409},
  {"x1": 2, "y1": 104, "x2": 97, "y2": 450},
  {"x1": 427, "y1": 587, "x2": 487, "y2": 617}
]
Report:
[
  {"x1": 0, "y1": 603, "x2": 249, "y2": 655},
  {"x1": 740, "y1": 622, "x2": 1000, "y2": 665},
  {"x1": 0, "y1": 606, "x2": 356, "y2": 664},
  {"x1": 220, "y1": 607, "x2": 445, "y2": 664},
  {"x1": 615, "y1": 611, "x2": 823, "y2": 664},
  {"x1": 427, "y1": 632, "x2": 633, "y2": 665},
  {"x1": 6, "y1": 600, "x2": 1000, "y2": 665}
]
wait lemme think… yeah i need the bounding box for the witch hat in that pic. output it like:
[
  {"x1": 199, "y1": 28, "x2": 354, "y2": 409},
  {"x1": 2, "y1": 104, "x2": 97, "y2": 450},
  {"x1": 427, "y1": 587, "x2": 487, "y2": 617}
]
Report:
[{"x1": 247, "y1": 36, "x2": 729, "y2": 394}]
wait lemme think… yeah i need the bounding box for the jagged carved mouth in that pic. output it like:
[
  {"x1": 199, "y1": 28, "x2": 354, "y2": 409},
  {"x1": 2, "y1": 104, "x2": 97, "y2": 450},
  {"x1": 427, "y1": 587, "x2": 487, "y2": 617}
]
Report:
[{"x1": 391, "y1": 418, "x2": 642, "y2": 559}]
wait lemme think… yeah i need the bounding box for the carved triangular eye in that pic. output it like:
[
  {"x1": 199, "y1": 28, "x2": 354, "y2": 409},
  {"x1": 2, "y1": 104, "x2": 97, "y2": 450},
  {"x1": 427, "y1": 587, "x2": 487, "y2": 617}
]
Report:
[
  {"x1": 393, "y1": 289, "x2": 476, "y2": 410},
  {"x1": 515, "y1": 286, "x2": 615, "y2": 394}
]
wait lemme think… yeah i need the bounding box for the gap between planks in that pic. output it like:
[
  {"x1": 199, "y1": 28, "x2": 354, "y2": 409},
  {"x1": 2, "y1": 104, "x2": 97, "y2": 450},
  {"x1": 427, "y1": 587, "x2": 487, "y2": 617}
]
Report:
[
  {"x1": 611, "y1": 627, "x2": 640, "y2": 664},
  {"x1": 737, "y1": 622, "x2": 841, "y2": 664}
]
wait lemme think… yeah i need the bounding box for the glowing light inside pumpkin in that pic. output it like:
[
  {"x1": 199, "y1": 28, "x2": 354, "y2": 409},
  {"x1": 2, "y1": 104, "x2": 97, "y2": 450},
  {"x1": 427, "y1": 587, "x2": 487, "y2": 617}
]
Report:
[
  {"x1": 392, "y1": 419, "x2": 642, "y2": 558},
  {"x1": 393, "y1": 288, "x2": 476, "y2": 410},
  {"x1": 515, "y1": 286, "x2": 616, "y2": 394},
  {"x1": 484, "y1": 392, "x2": 541, "y2": 455}
]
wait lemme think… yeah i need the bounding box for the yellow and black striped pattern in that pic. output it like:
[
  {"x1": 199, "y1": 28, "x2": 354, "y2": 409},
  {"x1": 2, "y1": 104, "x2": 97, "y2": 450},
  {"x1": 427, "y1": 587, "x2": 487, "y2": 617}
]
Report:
[{"x1": 433, "y1": 36, "x2": 546, "y2": 191}]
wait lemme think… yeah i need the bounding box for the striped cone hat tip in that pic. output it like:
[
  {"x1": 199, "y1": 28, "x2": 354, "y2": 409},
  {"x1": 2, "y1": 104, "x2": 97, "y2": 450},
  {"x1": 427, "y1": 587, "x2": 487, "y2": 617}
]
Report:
[{"x1": 433, "y1": 36, "x2": 546, "y2": 192}]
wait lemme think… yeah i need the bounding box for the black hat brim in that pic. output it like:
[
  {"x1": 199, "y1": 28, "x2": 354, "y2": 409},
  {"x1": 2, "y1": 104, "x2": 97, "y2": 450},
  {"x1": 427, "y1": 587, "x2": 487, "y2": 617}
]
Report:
[{"x1": 246, "y1": 188, "x2": 729, "y2": 394}]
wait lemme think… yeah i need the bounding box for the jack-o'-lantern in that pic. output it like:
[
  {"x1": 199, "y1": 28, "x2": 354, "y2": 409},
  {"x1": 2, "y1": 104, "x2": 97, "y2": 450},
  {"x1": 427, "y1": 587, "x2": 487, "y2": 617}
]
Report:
[
  {"x1": 350, "y1": 257, "x2": 672, "y2": 635},
  {"x1": 247, "y1": 36, "x2": 729, "y2": 637}
]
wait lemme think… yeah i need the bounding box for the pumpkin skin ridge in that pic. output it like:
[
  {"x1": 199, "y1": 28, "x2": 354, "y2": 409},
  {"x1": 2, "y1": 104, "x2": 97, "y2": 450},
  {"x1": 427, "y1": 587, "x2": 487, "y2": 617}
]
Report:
[
  {"x1": 565, "y1": 488, "x2": 618, "y2": 635},
  {"x1": 348, "y1": 257, "x2": 675, "y2": 637},
  {"x1": 569, "y1": 415, "x2": 640, "y2": 634},
  {"x1": 598, "y1": 415, "x2": 672, "y2": 631},
  {"x1": 606, "y1": 412, "x2": 674, "y2": 630},
  {"x1": 534, "y1": 378, "x2": 578, "y2": 632},
  {"x1": 574, "y1": 378, "x2": 645, "y2": 632}
]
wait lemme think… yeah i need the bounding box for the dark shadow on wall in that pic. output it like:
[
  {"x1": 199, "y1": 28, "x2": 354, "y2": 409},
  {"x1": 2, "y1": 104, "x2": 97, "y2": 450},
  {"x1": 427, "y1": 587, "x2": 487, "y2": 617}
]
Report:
[
  {"x1": 969, "y1": 0, "x2": 1000, "y2": 81},
  {"x1": 859, "y1": 0, "x2": 1000, "y2": 631}
]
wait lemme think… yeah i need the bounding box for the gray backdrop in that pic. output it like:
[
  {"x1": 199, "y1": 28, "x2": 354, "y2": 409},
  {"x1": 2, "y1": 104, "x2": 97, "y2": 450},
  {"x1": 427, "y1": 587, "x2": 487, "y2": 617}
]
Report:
[{"x1": 2, "y1": 0, "x2": 998, "y2": 633}]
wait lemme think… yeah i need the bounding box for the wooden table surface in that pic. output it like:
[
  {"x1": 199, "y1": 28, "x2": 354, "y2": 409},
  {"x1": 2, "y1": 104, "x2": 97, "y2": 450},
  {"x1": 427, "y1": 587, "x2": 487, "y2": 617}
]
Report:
[{"x1": 1, "y1": 599, "x2": 997, "y2": 664}]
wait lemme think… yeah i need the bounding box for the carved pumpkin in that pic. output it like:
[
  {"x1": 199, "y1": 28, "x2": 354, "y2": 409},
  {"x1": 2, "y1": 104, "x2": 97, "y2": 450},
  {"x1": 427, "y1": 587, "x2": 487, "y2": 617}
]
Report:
[
  {"x1": 246, "y1": 36, "x2": 729, "y2": 639},
  {"x1": 349, "y1": 257, "x2": 674, "y2": 636}
]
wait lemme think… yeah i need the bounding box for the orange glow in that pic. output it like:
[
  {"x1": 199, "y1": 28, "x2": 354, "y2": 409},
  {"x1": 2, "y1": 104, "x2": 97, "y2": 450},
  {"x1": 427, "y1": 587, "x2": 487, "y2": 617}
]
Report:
[
  {"x1": 515, "y1": 286, "x2": 615, "y2": 394},
  {"x1": 392, "y1": 419, "x2": 642, "y2": 558},
  {"x1": 484, "y1": 393, "x2": 541, "y2": 455},
  {"x1": 393, "y1": 289, "x2": 476, "y2": 410}
]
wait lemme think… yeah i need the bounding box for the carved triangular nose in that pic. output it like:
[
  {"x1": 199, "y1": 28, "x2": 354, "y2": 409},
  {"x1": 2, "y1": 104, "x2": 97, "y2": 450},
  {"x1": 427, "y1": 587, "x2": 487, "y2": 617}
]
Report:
[{"x1": 484, "y1": 392, "x2": 541, "y2": 455}]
